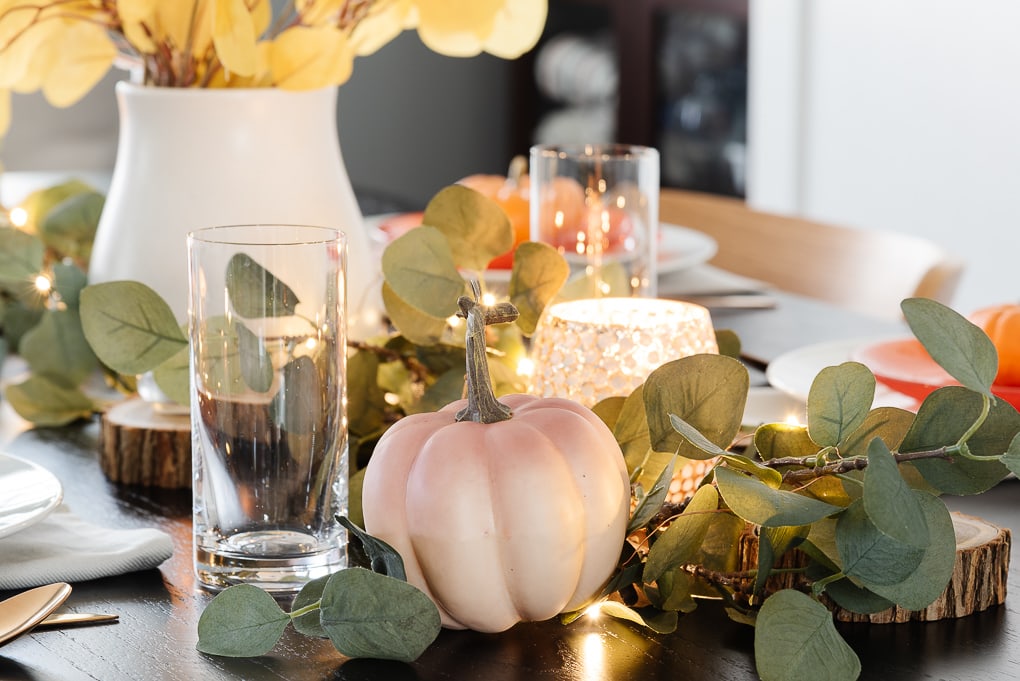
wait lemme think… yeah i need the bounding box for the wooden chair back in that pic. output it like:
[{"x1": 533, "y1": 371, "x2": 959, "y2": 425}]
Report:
[{"x1": 659, "y1": 189, "x2": 964, "y2": 320}]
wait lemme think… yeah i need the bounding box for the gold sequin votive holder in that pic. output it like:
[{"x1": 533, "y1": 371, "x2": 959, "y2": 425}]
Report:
[{"x1": 529, "y1": 297, "x2": 718, "y2": 407}]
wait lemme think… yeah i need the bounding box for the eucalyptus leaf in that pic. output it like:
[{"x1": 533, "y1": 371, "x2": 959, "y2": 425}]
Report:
[
  {"x1": 51, "y1": 262, "x2": 88, "y2": 307},
  {"x1": 644, "y1": 354, "x2": 749, "y2": 458},
  {"x1": 337, "y1": 516, "x2": 407, "y2": 580},
  {"x1": 649, "y1": 569, "x2": 698, "y2": 613},
  {"x1": 0, "y1": 227, "x2": 44, "y2": 283},
  {"x1": 291, "y1": 575, "x2": 330, "y2": 638},
  {"x1": 19, "y1": 308, "x2": 97, "y2": 384},
  {"x1": 381, "y1": 282, "x2": 448, "y2": 346},
  {"x1": 754, "y1": 525, "x2": 809, "y2": 594},
  {"x1": 416, "y1": 367, "x2": 467, "y2": 414},
  {"x1": 715, "y1": 466, "x2": 843, "y2": 528},
  {"x1": 807, "y1": 362, "x2": 875, "y2": 448},
  {"x1": 0, "y1": 301, "x2": 43, "y2": 351},
  {"x1": 423, "y1": 184, "x2": 513, "y2": 272},
  {"x1": 754, "y1": 589, "x2": 861, "y2": 681},
  {"x1": 80, "y1": 281, "x2": 187, "y2": 375},
  {"x1": 509, "y1": 241, "x2": 570, "y2": 334},
  {"x1": 592, "y1": 395, "x2": 626, "y2": 431},
  {"x1": 39, "y1": 190, "x2": 104, "y2": 262},
  {"x1": 1003, "y1": 433, "x2": 1020, "y2": 477},
  {"x1": 644, "y1": 484, "x2": 719, "y2": 582},
  {"x1": 16, "y1": 179, "x2": 95, "y2": 234},
  {"x1": 835, "y1": 499, "x2": 924, "y2": 588},
  {"x1": 319, "y1": 568, "x2": 440, "y2": 662},
  {"x1": 753, "y1": 423, "x2": 817, "y2": 462},
  {"x1": 821, "y1": 573, "x2": 895, "y2": 615},
  {"x1": 839, "y1": 406, "x2": 914, "y2": 459},
  {"x1": 863, "y1": 438, "x2": 928, "y2": 547},
  {"x1": 863, "y1": 490, "x2": 956, "y2": 610},
  {"x1": 381, "y1": 227, "x2": 464, "y2": 320},
  {"x1": 348, "y1": 466, "x2": 366, "y2": 528},
  {"x1": 234, "y1": 321, "x2": 274, "y2": 393},
  {"x1": 196, "y1": 584, "x2": 290, "y2": 657},
  {"x1": 152, "y1": 344, "x2": 191, "y2": 406},
  {"x1": 719, "y1": 453, "x2": 783, "y2": 488},
  {"x1": 272, "y1": 355, "x2": 321, "y2": 434},
  {"x1": 668, "y1": 414, "x2": 727, "y2": 459},
  {"x1": 902, "y1": 297, "x2": 998, "y2": 396},
  {"x1": 613, "y1": 385, "x2": 653, "y2": 475},
  {"x1": 901, "y1": 386, "x2": 1012, "y2": 494},
  {"x1": 627, "y1": 455, "x2": 676, "y2": 534},
  {"x1": 4, "y1": 375, "x2": 94, "y2": 426},
  {"x1": 347, "y1": 349, "x2": 389, "y2": 436},
  {"x1": 597, "y1": 601, "x2": 679, "y2": 634},
  {"x1": 225, "y1": 253, "x2": 300, "y2": 318},
  {"x1": 714, "y1": 328, "x2": 741, "y2": 359},
  {"x1": 556, "y1": 262, "x2": 631, "y2": 299}
]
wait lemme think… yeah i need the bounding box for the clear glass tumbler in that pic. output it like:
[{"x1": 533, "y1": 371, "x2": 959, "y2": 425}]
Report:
[
  {"x1": 529, "y1": 143, "x2": 660, "y2": 297},
  {"x1": 188, "y1": 224, "x2": 348, "y2": 593}
]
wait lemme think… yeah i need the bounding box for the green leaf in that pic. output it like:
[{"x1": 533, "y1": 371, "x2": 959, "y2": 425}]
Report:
[
  {"x1": 644, "y1": 484, "x2": 719, "y2": 582},
  {"x1": 20, "y1": 308, "x2": 97, "y2": 384},
  {"x1": 839, "y1": 406, "x2": 914, "y2": 459},
  {"x1": 80, "y1": 281, "x2": 187, "y2": 375},
  {"x1": 423, "y1": 184, "x2": 513, "y2": 272},
  {"x1": 807, "y1": 362, "x2": 875, "y2": 448},
  {"x1": 337, "y1": 516, "x2": 407, "y2": 581},
  {"x1": 863, "y1": 438, "x2": 928, "y2": 547},
  {"x1": 754, "y1": 590, "x2": 861, "y2": 681},
  {"x1": 651, "y1": 568, "x2": 698, "y2": 613},
  {"x1": 1003, "y1": 433, "x2": 1020, "y2": 477},
  {"x1": 597, "y1": 601, "x2": 679, "y2": 634},
  {"x1": 753, "y1": 423, "x2": 817, "y2": 462},
  {"x1": 613, "y1": 385, "x2": 653, "y2": 475},
  {"x1": 592, "y1": 395, "x2": 626, "y2": 431},
  {"x1": 4, "y1": 375, "x2": 94, "y2": 426},
  {"x1": 51, "y1": 262, "x2": 88, "y2": 307},
  {"x1": 16, "y1": 179, "x2": 95, "y2": 234},
  {"x1": 668, "y1": 413, "x2": 727, "y2": 459},
  {"x1": 381, "y1": 227, "x2": 464, "y2": 320},
  {"x1": 196, "y1": 584, "x2": 289, "y2": 657},
  {"x1": 863, "y1": 490, "x2": 956, "y2": 610},
  {"x1": 508, "y1": 241, "x2": 569, "y2": 335},
  {"x1": 901, "y1": 386, "x2": 1012, "y2": 494},
  {"x1": 714, "y1": 328, "x2": 741, "y2": 359},
  {"x1": 348, "y1": 466, "x2": 366, "y2": 528},
  {"x1": 381, "y1": 282, "x2": 448, "y2": 346},
  {"x1": 715, "y1": 466, "x2": 843, "y2": 528},
  {"x1": 347, "y1": 349, "x2": 388, "y2": 436},
  {"x1": 272, "y1": 355, "x2": 321, "y2": 434},
  {"x1": 152, "y1": 344, "x2": 191, "y2": 406},
  {"x1": 719, "y1": 453, "x2": 783, "y2": 488},
  {"x1": 38, "y1": 190, "x2": 104, "y2": 262},
  {"x1": 822, "y1": 575, "x2": 895, "y2": 615},
  {"x1": 0, "y1": 227, "x2": 44, "y2": 284},
  {"x1": 643, "y1": 354, "x2": 749, "y2": 458},
  {"x1": 901, "y1": 297, "x2": 997, "y2": 396},
  {"x1": 836, "y1": 499, "x2": 924, "y2": 587},
  {"x1": 225, "y1": 253, "x2": 300, "y2": 318},
  {"x1": 627, "y1": 455, "x2": 675, "y2": 534},
  {"x1": 319, "y1": 568, "x2": 440, "y2": 662},
  {"x1": 416, "y1": 367, "x2": 466, "y2": 414},
  {"x1": 0, "y1": 301, "x2": 43, "y2": 351},
  {"x1": 291, "y1": 575, "x2": 329, "y2": 638},
  {"x1": 234, "y1": 321, "x2": 274, "y2": 393}
]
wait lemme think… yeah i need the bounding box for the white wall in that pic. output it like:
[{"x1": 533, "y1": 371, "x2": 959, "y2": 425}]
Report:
[{"x1": 747, "y1": 0, "x2": 1020, "y2": 314}]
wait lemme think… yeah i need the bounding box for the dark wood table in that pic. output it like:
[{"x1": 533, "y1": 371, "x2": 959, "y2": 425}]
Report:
[{"x1": 1, "y1": 293, "x2": 1017, "y2": 681}]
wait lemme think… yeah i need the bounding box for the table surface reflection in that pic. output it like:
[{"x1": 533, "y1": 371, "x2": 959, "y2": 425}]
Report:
[{"x1": 1, "y1": 293, "x2": 1017, "y2": 681}]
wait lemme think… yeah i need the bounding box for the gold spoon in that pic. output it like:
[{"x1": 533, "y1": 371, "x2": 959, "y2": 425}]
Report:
[{"x1": 0, "y1": 582, "x2": 72, "y2": 647}]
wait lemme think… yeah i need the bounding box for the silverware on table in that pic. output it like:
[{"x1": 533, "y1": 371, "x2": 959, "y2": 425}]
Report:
[{"x1": 0, "y1": 582, "x2": 118, "y2": 647}]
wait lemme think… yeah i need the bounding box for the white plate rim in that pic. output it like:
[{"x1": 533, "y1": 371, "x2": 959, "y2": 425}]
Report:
[
  {"x1": 0, "y1": 452, "x2": 64, "y2": 540},
  {"x1": 766, "y1": 337, "x2": 918, "y2": 408}
]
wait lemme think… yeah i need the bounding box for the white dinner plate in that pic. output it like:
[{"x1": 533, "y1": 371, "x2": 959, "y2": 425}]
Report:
[
  {"x1": 766, "y1": 338, "x2": 918, "y2": 409},
  {"x1": 0, "y1": 452, "x2": 63, "y2": 540}
]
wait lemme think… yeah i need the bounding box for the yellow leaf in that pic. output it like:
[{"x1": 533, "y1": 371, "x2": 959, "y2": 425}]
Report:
[
  {"x1": 296, "y1": 0, "x2": 345, "y2": 26},
  {"x1": 121, "y1": 21, "x2": 156, "y2": 54},
  {"x1": 349, "y1": 0, "x2": 413, "y2": 56},
  {"x1": 250, "y1": 0, "x2": 271, "y2": 37},
  {"x1": 0, "y1": 14, "x2": 57, "y2": 89},
  {"x1": 155, "y1": 0, "x2": 212, "y2": 57},
  {"x1": 40, "y1": 22, "x2": 116, "y2": 107},
  {"x1": 212, "y1": 0, "x2": 257, "y2": 76},
  {"x1": 117, "y1": 0, "x2": 158, "y2": 53},
  {"x1": 412, "y1": 0, "x2": 502, "y2": 57},
  {"x1": 117, "y1": 0, "x2": 159, "y2": 23},
  {"x1": 480, "y1": 0, "x2": 546, "y2": 58},
  {"x1": 205, "y1": 40, "x2": 272, "y2": 88},
  {"x1": 269, "y1": 25, "x2": 352, "y2": 90}
]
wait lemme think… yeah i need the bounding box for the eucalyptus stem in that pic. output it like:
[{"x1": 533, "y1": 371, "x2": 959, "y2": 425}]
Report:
[
  {"x1": 773, "y1": 447, "x2": 955, "y2": 485},
  {"x1": 454, "y1": 281, "x2": 517, "y2": 424}
]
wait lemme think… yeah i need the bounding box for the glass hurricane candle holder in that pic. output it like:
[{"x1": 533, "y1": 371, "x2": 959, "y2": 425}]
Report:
[{"x1": 529, "y1": 297, "x2": 718, "y2": 407}]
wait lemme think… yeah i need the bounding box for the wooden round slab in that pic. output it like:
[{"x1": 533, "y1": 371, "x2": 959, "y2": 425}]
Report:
[
  {"x1": 738, "y1": 512, "x2": 1011, "y2": 623},
  {"x1": 98, "y1": 398, "x2": 191, "y2": 488}
]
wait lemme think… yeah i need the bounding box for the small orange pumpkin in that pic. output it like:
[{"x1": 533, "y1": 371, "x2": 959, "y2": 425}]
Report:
[
  {"x1": 968, "y1": 304, "x2": 1020, "y2": 386},
  {"x1": 362, "y1": 290, "x2": 630, "y2": 633}
]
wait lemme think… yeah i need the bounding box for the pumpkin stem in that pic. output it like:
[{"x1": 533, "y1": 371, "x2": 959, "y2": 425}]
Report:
[
  {"x1": 455, "y1": 281, "x2": 518, "y2": 424},
  {"x1": 507, "y1": 155, "x2": 527, "y2": 188}
]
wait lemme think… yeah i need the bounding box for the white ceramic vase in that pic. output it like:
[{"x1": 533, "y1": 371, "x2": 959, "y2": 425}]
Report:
[{"x1": 88, "y1": 81, "x2": 382, "y2": 340}]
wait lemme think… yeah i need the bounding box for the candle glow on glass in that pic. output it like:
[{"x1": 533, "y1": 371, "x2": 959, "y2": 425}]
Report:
[{"x1": 529, "y1": 297, "x2": 718, "y2": 407}]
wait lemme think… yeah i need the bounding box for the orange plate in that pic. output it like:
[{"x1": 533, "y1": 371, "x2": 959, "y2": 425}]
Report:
[{"x1": 850, "y1": 338, "x2": 1020, "y2": 408}]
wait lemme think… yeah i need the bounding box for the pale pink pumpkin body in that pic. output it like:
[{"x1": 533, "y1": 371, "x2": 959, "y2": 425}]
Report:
[{"x1": 362, "y1": 393, "x2": 630, "y2": 633}]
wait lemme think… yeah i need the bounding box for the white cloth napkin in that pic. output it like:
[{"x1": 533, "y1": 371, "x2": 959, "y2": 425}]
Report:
[
  {"x1": 659, "y1": 263, "x2": 771, "y2": 298},
  {"x1": 0, "y1": 504, "x2": 174, "y2": 590}
]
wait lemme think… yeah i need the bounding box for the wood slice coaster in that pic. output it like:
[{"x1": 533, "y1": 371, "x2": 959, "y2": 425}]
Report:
[
  {"x1": 738, "y1": 512, "x2": 1011, "y2": 623},
  {"x1": 98, "y1": 398, "x2": 191, "y2": 489}
]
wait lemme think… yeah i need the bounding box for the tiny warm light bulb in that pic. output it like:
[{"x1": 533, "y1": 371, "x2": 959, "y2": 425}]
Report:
[
  {"x1": 584, "y1": 602, "x2": 604, "y2": 620},
  {"x1": 384, "y1": 392, "x2": 401, "y2": 406},
  {"x1": 34, "y1": 274, "x2": 52, "y2": 293},
  {"x1": 784, "y1": 412, "x2": 805, "y2": 427},
  {"x1": 516, "y1": 357, "x2": 535, "y2": 378},
  {"x1": 447, "y1": 314, "x2": 463, "y2": 328},
  {"x1": 9, "y1": 206, "x2": 27, "y2": 227},
  {"x1": 304, "y1": 338, "x2": 318, "y2": 351},
  {"x1": 481, "y1": 292, "x2": 497, "y2": 307}
]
